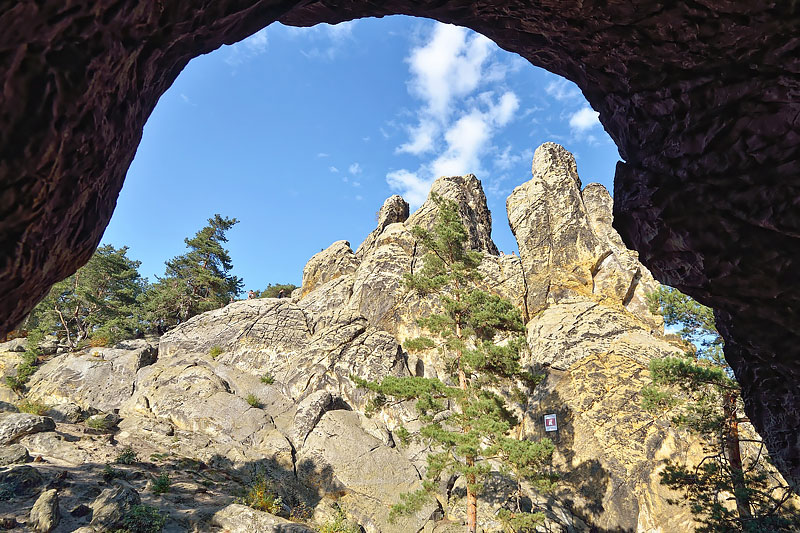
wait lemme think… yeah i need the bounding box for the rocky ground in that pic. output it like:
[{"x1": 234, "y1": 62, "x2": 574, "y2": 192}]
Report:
[{"x1": 1, "y1": 143, "x2": 784, "y2": 532}]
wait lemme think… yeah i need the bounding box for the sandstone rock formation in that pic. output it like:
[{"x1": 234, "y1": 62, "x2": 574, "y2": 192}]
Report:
[{"x1": 0, "y1": 145, "x2": 796, "y2": 531}]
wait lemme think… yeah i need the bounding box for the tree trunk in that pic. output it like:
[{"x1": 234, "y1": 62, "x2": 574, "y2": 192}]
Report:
[
  {"x1": 723, "y1": 391, "x2": 751, "y2": 523},
  {"x1": 466, "y1": 467, "x2": 478, "y2": 533}
]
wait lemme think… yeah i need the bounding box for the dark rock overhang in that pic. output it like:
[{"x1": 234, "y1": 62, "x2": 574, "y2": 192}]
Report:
[{"x1": 0, "y1": 0, "x2": 797, "y2": 490}]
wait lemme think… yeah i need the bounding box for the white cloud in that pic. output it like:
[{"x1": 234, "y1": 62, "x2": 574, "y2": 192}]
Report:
[
  {"x1": 349, "y1": 162, "x2": 362, "y2": 175},
  {"x1": 397, "y1": 120, "x2": 437, "y2": 155},
  {"x1": 544, "y1": 77, "x2": 581, "y2": 102},
  {"x1": 179, "y1": 93, "x2": 197, "y2": 106},
  {"x1": 494, "y1": 146, "x2": 533, "y2": 171},
  {"x1": 225, "y1": 28, "x2": 269, "y2": 67},
  {"x1": 389, "y1": 90, "x2": 520, "y2": 208},
  {"x1": 387, "y1": 22, "x2": 523, "y2": 209},
  {"x1": 317, "y1": 152, "x2": 330, "y2": 158},
  {"x1": 569, "y1": 107, "x2": 600, "y2": 133},
  {"x1": 352, "y1": 181, "x2": 361, "y2": 188},
  {"x1": 329, "y1": 166, "x2": 339, "y2": 173},
  {"x1": 355, "y1": 195, "x2": 363, "y2": 201},
  {"x1": 386, "y1": 169, "x2": 431, "y2": 208},
  {"x1": 406, "y1": 24, "x2": 493, "y2": 122}
]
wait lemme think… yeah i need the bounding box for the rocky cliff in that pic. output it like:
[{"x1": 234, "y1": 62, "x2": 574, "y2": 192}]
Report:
[{"x1": 1, "y1": 143, "x2": 787, "y2": 532}]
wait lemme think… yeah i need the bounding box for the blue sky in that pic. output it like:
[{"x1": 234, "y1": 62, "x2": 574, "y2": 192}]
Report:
[{"x1": 102, "y1": 16, "x2": 620, "y2": 291}]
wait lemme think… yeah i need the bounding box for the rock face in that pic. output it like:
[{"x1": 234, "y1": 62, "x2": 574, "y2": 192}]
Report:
[
  {"x1": 26, "y1": 339, "x2": 157, "y2": 413},
  {"x1": 508, "y1": 143, "x2": 662, "y2": 330},
  {"x1": 2, "y1": 145, "x2": 797, "y2": 531}
]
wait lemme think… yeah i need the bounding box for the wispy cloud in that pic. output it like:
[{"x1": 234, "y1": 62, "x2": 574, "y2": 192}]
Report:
[
  {"x1": 317, "y1": 152, "x2": 330, "y2": 158},
  {"x1": 387, "y1": 23, "x2": 523, "y2": 208},
  {"x1": 180, "y1": 93, "x2": 197, "y2": 106},
  {"x1": 329, "y1": 166, "x2": 339, "y2": 173},
  {"x1": 349, "y1": 162, "x2": 362, "y2": 175},
  {"x1": 282, "y1": 21, "x2": 357, "y2": 61},
  {"x1": 224, "y1": 28, "x2": 269, "y2": 67},
  {"x1": 544, "y1": 77, "x2": 582, "y2": 103}
]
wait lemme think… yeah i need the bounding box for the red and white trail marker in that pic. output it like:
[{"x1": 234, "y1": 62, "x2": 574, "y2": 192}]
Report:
[{"x1": 544, "y1": 414, "x2": 558, "y2": 432}]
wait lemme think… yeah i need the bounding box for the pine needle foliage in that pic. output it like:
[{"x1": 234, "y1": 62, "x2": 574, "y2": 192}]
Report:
[
  {"x1": 23, "y1": 245, "x2": 147, "y2": 350},
  {"x1": 145, "y1": 214, "x2": 243, "y2": 331},
  {"x1": 354, "y1": 196, "x2": 554, "y2": 533},
  {"x1": 644, "y1": 286, "x2": 800, "y2": 532}
]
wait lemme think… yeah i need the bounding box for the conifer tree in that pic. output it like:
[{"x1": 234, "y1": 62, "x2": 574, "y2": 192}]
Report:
[
  {"x1": 355, "y1": 196, "x2": 555, "y2": 533},
  {"x1": 643, "y1": 286, "x2": 800, "y2": 532},
  {"x1": 25, "y1": 244, "x2": 146, "y2": 349},
  {"x1": 145, "y1": 214, "x2": 242, "y2": 331}
]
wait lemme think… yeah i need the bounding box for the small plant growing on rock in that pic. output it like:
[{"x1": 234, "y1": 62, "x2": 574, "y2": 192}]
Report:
[
  {"x1": 209, "y1": 345, "x2": 223, "y2": 359},
  {"x1": 118, "y1": 504, "x2": 166, "y2": 533},
  {"x1": 260, "y1": 373, "x2": 275, "y2": 385},
  {"x1": 86, "y1": 417, "x2": 112, "y2": 431},
  {"x1": 16, "y1": 399, "x2": 48, "y2": 416},
  {"x1": 241, "y1": 474, "x2": 283, "y2": 514},
  {"x1": 151, "y1": 472, "x2": 171, "y2": 495},
  {"x1": 319, "y1": 506, "x2": 360, "y2": 533},
  {"x1": 115, "y1": 446, "x2": 137, "y2": 465},
  {"x1": 102, "y1": 463, "x2": 126, "y2": 482},
  {"x1": 90, "y1": 334, "x2": 110, "y2": 348},
  {"x1": 245, "y1": 393, "x2": 262, "y2": 408}
]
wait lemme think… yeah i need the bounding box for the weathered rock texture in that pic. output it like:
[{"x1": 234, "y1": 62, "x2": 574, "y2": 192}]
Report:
[
  {"x1": 2, "y1": 156, "x2": 797, "y2": 531},
  {"x1": 0, "y1": 0, "x2": 798, "y2": 488}
]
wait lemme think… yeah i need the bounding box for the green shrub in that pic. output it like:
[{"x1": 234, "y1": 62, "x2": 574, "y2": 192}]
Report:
[
  {"x1": 245, "y1": 393, "x2": 262, "y2": 408},
  {"x1": 86, "y1": 417, "x2": 112, "y2": 431},
  {"x1": 241, "y1": 474, "x2": 282, "y2": 514},
  {"x1": 16, "y1": 399, "x2": 48, "y2": 416},
  {"x1": 119, "y1": 504, "x2": 166, "y2": 533},
  {"x1": 260, "y1": 373, "x2": 275, "y2": 385},
  {"x1": 151, "y1": 472, "x2": 171, "y2": 495},
  {"x1": 115, "y1": 446, "x2": 137, "y2": 465},
  {"x1": 4, "y1": 352, "x2": 38, "y2": 394},
  {"x1": 319, "y1": 506, "x2": 360, "y2": 533},
  {"x1": 209, "y1": 345, "x2": 223, "y2": 358},
  {"x1": 102, "y1": 464, "x2": 126, "y2": 482}
]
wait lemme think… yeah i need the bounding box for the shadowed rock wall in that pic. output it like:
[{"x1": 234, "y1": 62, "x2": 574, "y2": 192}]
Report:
[{"x1": 1, "y1": 0, "x2": 798, "y2": 489}]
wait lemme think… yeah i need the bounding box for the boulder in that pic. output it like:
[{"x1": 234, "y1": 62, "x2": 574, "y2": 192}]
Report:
[
  {"x1": 0, "y1": 444, "x2": 30, "y2": 466},
  {"x1": 0, "y1": 465, "x2": 43, "y2": 498},
  {"x1": 0, "y1": 414, "x2": 55, "y2": 445},
  {"x1": 29, "y1": 489, "x2": 59, "y2": 532},
  {"x1": 0, "y1": 339, "x2": 26, "y2": 353},
  {"x1": 89, "y1": 481, "x2": 140, "y2": 529},
  {"x1": 26, "y1": 339, "x2": 157, "y2": 413},
  {"x1": 212, "y1": 504, "x2": 315, "y2": 532}
]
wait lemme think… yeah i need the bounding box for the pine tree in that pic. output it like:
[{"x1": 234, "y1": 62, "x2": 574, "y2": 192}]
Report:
[
  {"x1": 25, "y1": 244, "x2": 146, "y2": 349},
  {"x1": 145, "y1": 214, "x2": 242, "y2": 331},
  {"x1": 355, "y1": 196, "x2": 555, "y2": 533},
  {"x1": 643, "y1": 286, "x2": 800, "y2": 532},
  {"x1": 255, "y1": 283, "x2": 298, "y2": 298}
]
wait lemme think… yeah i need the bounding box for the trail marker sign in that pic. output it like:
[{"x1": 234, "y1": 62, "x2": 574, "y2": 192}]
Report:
[{"x1": 544, "y1": 414, "x2": 558, "y2": 432}]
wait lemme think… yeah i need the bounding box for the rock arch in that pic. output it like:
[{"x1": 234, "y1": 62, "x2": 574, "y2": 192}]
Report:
[{"x1": 1, "y1": 1, "x2": 798, "y2": 489}]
